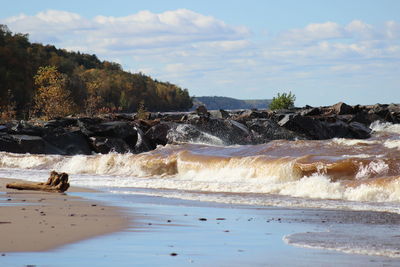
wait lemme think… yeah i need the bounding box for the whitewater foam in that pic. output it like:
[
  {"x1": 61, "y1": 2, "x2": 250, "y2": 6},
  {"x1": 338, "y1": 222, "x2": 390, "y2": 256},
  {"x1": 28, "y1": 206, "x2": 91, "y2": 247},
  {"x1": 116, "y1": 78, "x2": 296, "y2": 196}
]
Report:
[
  {"x1": 370, "y1": 121, "x2": 400, "y2": 134},
  {"x1": 384, "y1": 140, "x2": 400, "y2": 150},
  {"x1": 355, "y1": 160, "x2": 389, "y2": 180},
  {"x1": 284, "y1": 234, "x2": 400, "y2": 258}
]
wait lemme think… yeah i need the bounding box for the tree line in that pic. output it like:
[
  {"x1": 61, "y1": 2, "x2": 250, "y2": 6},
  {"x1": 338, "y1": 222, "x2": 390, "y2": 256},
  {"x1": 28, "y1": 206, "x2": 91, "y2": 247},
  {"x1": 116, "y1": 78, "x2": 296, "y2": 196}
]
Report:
[{"x1": 0, "y1": 25, "x2": 192, "y2": 120}]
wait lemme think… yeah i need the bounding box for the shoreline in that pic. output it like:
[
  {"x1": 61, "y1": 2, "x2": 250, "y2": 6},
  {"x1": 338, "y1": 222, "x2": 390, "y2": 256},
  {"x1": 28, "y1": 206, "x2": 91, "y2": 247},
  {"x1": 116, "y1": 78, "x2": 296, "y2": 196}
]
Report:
[
  {"x1": 0, "y1": 177, "x2": 130, "y2": 252},
  {"x1": 3, "y1": 191, "x2": 400, "y2": 266},
  {"x1": 1, "y1": 179, "x2": 400, "y2": 265}
]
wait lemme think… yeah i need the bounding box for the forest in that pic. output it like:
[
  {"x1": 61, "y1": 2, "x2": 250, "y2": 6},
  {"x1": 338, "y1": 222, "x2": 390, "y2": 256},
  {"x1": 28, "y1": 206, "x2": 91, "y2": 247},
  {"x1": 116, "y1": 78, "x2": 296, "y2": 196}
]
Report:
[{"x1": 0, "y1": 25, "x2": 193, "y2": 120}]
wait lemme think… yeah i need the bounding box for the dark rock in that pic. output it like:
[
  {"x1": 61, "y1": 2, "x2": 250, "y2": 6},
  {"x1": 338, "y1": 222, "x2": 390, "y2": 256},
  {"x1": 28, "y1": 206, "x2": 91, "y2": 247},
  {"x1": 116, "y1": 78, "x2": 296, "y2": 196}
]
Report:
[
  {"x1": 44, "y1": 118, "x2": 77, "y2": 128},
  {"x1": 78, "y1": 119, "x2": 137, "y2": 148},
  {"x1": 348, "y1": 122, "x2": 371, "y2": 139},
  {"x1": 195, "y1": 105, "x2": 208, "y2": 116},
  {"x1": 145, "y1": 122, "x2": 174, "y2": 146},
  {"x1": 236, "y1": 110, "x2": 269, "y2": 120},
  {"x1": 350, "y1": 111, "x2": 381, "y2": 125},
  {"x1": 371, "y1": 104, "x2": 391, "y2": 121},
  {"x1": 8, "y1": 121, "x2": 46, "y2": 136},
  {"x1": 324, "y1": 120, "x2": 352, "y2": 138},
  {"x1": 246, "y1": 119, "x2": 303, "y2": 142},
  {"x1": 89, "y1": 137, "x2": 131, "y2": 154},
  {"x1": 76, "y1": 117, "x2": 104, "y2": 135},
  {"x1": 332, "y1": 102, "x2": 354, "y2": 115},
  {"x1": 193, "y1": 118, "x2": 252, "y2": 145},
  {"x1": 158, "y1": 113, "x2": 186, "y2": 122},
  {"x1": 43, "y1": 130, "x2": 92, "y2": 155},
  {"x1": 279, "y1": 114, "x2": 371, "y2": 140},
  {"x1": 0, "y1": 134, "x2": 46, "y2": 154},
  {"x1": 279, "y1": 114, "x2": 331, "y2": 139},
  {"x1": 300, "y1": 107, "x2": 322, "y2": 116},
  {"x1": 336, "y1": 114, "x2": 355, "y2": 123},
  {"x1": 133, "y1": 127, "x2": 154, "y2": 153}
]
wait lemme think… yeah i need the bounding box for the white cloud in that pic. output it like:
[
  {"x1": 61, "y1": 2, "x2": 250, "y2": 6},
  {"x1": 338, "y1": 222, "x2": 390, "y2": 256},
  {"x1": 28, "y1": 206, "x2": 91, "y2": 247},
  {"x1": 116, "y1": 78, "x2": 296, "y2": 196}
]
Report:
[
  {"x1": 3, "y1": 9, "x2": 250, "y2": 53},
  {"x1": 345, "y1": 20, "x2": 375, "y2": 39},
  {"x1": 385, "y1": 21, "x2": 400, "y2": 39},
  {"x1": 280, "y1": 22, "x2": 344, "y2": 44}
]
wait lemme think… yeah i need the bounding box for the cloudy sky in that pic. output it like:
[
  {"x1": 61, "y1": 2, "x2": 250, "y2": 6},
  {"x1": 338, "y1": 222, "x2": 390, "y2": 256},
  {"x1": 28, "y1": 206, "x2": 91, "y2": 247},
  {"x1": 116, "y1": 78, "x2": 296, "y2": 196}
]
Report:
[{"x1": 1, "y1": 0, "x2": 399, "y2": 106}]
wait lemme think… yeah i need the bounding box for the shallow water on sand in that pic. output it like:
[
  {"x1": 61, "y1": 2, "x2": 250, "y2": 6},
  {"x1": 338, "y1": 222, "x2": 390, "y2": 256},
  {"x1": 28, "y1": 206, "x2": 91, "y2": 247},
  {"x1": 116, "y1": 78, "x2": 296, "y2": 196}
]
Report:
[{"x1": 2, "y1": 192, "x2": 400, "y2": 266}]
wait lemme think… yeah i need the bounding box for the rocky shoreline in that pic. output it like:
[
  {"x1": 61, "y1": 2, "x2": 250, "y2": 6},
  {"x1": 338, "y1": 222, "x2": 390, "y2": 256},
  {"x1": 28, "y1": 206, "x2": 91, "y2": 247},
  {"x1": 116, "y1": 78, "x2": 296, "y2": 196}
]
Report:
[{"x1": 0, "y1": 102, "x2": 399, "y2": 155}]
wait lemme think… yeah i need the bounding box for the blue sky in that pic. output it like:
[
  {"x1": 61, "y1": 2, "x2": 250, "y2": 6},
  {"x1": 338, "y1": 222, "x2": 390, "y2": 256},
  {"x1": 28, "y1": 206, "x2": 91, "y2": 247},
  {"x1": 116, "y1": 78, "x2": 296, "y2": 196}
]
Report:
[{"x1": 1, "y1": 0, "x2": 399, "y2": 106}]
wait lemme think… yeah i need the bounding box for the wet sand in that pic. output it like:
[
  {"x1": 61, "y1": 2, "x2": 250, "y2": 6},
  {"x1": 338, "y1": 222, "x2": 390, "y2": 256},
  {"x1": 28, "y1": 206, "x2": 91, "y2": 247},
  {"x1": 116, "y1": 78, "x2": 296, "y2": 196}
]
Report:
[
  {"x1": 2, "y1": 178, "x2": 400, "y2": 266},
  {"x1": 0, "y1": 178, "x2": 130, "y2": 252}
]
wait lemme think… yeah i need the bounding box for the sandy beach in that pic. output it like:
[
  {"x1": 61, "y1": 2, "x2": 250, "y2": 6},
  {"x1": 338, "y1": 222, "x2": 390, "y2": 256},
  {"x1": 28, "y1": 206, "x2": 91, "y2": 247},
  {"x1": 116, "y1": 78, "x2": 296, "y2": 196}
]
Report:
[{"x1": 0, "y1": 177, "x2": 130, "y2": 252}]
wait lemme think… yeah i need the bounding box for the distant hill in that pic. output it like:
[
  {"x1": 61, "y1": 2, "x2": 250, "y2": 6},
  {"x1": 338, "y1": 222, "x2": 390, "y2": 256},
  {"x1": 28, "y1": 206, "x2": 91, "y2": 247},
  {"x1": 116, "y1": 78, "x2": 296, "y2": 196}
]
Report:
[{"x1": 193, "y1": 96, "x2": 271, "y2": 110}]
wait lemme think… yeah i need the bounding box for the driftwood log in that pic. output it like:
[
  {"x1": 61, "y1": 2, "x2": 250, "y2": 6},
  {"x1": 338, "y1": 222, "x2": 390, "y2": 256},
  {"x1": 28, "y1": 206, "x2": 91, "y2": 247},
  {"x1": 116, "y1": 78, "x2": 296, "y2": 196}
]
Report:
[{"x1": 6, "y1": 171, "x2": 70, "y2": 193}]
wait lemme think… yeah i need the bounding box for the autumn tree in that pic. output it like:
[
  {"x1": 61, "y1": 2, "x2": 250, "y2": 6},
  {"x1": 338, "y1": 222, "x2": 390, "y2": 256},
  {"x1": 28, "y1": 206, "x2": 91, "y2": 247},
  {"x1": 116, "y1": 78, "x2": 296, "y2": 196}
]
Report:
[
  {"x1": 33, "y1": 66, "x2": 76, "y2": 119},
  {"x1": 0, "y1": 89, "x2": 17, "y2": 122}
]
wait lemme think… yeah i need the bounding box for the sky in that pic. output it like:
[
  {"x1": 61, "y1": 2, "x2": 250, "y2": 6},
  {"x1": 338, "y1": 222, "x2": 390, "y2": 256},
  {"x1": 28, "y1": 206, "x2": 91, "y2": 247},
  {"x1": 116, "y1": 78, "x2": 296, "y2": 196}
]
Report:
[{"x1": 1, "y1": 0, "x2": 399, "y2": 106}]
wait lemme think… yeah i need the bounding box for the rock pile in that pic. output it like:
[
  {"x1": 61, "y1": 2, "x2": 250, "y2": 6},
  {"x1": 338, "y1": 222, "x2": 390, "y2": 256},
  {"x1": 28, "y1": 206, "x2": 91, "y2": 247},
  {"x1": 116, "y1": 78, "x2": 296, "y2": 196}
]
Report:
[{"x1": 0, "y1": 102, "x2": 399, "y2": 155}]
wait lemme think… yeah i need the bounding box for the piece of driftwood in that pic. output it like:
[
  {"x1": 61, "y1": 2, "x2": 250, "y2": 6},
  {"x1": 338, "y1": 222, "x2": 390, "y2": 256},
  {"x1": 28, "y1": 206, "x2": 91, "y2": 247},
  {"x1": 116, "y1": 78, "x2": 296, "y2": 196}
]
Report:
[{"x1": 6, "y1": 171, "x2": 70, "y2": 193}]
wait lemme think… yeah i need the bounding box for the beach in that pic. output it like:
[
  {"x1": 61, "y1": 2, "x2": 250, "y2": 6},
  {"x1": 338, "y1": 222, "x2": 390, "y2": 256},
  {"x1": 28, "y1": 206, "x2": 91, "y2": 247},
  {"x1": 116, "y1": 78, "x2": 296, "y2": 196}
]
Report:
[
  {"x1": 2, "y1": 177, "x2": 400, "y2": 266},
  {"x1": 0, "y1": 178, "x2": 130, "y2": 252}
]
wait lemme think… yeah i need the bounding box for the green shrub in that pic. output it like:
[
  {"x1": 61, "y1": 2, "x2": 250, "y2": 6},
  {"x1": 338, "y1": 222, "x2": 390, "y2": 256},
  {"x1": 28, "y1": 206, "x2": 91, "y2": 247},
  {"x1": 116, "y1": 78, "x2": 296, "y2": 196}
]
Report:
[{"x1": 269, "y1": 92, "x2": 296, "y2": 110}]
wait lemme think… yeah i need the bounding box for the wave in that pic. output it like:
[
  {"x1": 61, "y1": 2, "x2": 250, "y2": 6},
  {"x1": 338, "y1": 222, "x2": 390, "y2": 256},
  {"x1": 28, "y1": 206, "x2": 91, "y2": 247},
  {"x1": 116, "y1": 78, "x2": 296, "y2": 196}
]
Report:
[
  {"x1": 370, "y1": 121, "x2": 400, "y2": 134},
  {"x1": 1, "y1": 121, "x2": 400, "y2": 206},
  {"x1": 1, "y1": 140, "x2": 400, "y2": 204}
]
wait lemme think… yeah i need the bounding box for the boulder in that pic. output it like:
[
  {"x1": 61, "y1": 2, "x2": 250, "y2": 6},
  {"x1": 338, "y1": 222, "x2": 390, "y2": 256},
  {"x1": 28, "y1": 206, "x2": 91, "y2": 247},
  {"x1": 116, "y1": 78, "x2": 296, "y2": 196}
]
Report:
[
  {"x1": 191, "y1": 118, "x2": 252, "y2": 145},
  {"x1": 8, "y1": 121, "x2": 46, "y2": 136},
  {"x1": 236, "y1": 110, "x2": 269, "y2": 120},
  {"x1": 278, "y1": 114, "x2": 331, "y2": 139},
  {"x1": 133, "y1": 127, "x2": 154, "y2": 153},
  {"x1": 167, "y1": 124, "x2": 225, "y2": 145},
  {"x1": 43, "y1": 130, "x2": 92, "y2": 155},
  {"x1": 77, "y1": 119, "x2": 137, "y2": 148},
  {"x1": 279, "y1": 114, "x2": 371, "y2": 140},
  {"x1": 332, "y1": 102, "x2": 354, "y2": 115},
  {"x1": 209, "y1": 109, "x2": 230, "y2": 119},
  {"x1": 0, "y1": 125, "x2": 8, "y2": 132},
  {"x1": 145, "y1": 122, "x2": 175, "y2": 147},
  {"x1": 246, "y1": 119, "x2": 303, "y2": 142},
  {"x1": 300, "y1": 107, "x2": 322, "y2": 116},
  {"x1": 44, "y1": 118, "x2": 77, "y2": 128},
  {"x1": 350, "y1": 111, "x2": 381, "y2": 126},
  {"x1": 370, "y1": 104, "x2": 392, "y2": 121},
  {"x1": 89, "y1": 136, "x2": 131, "y2": 154},
  {"x1": 195, "y1": 105, "x2": 209, "y2": 116},
  {"x1": 348, "y1": 122, "x2": 371, "y2": 139},
  {"x1": 0, "y1": 134, "x2": 46, "y2": 154}
]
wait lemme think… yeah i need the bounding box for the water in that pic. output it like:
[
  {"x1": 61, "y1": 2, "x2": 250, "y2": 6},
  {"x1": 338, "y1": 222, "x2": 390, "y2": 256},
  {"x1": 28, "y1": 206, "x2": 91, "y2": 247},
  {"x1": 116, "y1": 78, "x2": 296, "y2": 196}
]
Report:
[{"x1": 1, "y1": 121, "x2": 400, "y2": 258}]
